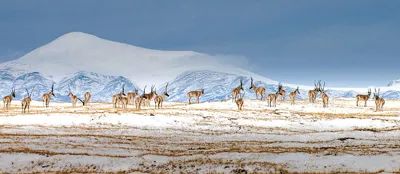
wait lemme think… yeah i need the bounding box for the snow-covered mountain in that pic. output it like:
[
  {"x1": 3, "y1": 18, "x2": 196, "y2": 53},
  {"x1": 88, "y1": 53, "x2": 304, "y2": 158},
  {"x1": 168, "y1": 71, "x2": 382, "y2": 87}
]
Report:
[
  {"x1": 57, "y1": 71, "x2": 115, "y2": 95},
  {"x1": 0, "y1": 32, "x2": 272, "y2": 88},
  {"x1": 0, "y1": 31, "x2": 399, "y2": 102}
]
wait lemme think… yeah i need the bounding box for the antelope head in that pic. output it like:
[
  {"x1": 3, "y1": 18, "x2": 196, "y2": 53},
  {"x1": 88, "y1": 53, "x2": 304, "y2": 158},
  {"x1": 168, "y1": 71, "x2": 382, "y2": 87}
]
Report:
[
  {"x1": 367, "y1": 88, "x2": 372, "y2": 97},
  {"x1": 121, "y1": 84, "x2": 126, "y2": 96},
  {"x1": 278, "y1": 83, "x2": 283, "y2": 92},
  {"x1": 68, "y1": 87, "x2": 74, "y2": 97},
  {"x1": 201, "y1": 89, "x2": 205, "y2": 95},
  {"x1": 134, "y1": 88, "x2": 139, "y2": 94},
  {"x1": 25, "y1": 85, "x2": 35, "y2": 98},
  {"x1": 317, "y1": 80, "x2": 323, "y2": 92},
  {"x1": 320, "y1": 82, "x2": 326, "y2": 93},
  {"x1": 239, "y1": 80, "x2": 244, "y2": 90},
  {"x1": 374, "y1": 88, "x2": 381, "y2": 100},
  {"x1": 313, "y1": 80, "x2": 322, "y2": 92},
  {"x1": 141, "y1": 85, "x2": 147, "y2": 97},
  {"x1": 249, "y1": 77, "x2": 255, "y2": 90},
  {"x1": 11, "y1": 87, "x2": 16, "y2": 98},
  {"x1": 50, "y1": 83, "x2": 55, "y2": 96},
  {"x1": 295, "y1": 87, "x2": 300, "y2": 94},
  {"x1": 164, "y1": 83, "x2": 170, "y2": 97}
]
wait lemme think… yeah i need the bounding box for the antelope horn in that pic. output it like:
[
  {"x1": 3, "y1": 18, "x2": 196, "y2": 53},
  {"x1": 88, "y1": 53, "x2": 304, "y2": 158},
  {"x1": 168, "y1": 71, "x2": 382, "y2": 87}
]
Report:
[
  {"x1": 30, "y1": 86, "x2": 35, "y2": 97},
  {"x1": 77, "y1": 97, "x2": 85, "y2": 104}
]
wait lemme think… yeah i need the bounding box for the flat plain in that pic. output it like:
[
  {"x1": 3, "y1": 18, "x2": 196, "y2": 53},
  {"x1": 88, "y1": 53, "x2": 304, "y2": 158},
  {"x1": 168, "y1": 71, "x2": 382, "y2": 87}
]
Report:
[{"x1": 0, "y1": 99, "x2": 399, "y2": 173}]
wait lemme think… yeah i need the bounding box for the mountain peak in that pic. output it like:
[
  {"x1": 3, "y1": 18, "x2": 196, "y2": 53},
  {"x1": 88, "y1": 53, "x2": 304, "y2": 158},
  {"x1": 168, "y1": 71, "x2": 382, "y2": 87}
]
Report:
[
  {"x1": 44, "y1": 31, "x2": 130, "y2": 51},
  {"x1": 59, "y1": 31, "x2": 96, "y2": 37},
  {"x1": 53, "y1": 31, "x2": 102, "y2": 43}
]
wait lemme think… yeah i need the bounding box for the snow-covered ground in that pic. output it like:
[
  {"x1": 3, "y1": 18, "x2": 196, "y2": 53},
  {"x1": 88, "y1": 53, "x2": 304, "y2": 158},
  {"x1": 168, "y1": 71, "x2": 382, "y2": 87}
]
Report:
[{"x1": 0, "y1": 99, "x2": 400, "y2": 173}]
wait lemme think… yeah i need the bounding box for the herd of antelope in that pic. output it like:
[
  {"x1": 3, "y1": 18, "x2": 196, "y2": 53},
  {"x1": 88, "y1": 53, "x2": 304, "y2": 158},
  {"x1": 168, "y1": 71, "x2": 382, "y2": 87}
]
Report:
[
  {"x1": 1, "y1": 78, "x2": 386, "y2": 113},
  {"x1": 188, "y1": 79, "x2": 385, "y2": 112},
  {"x1": 111, "y1": 84, "x2": 170, "y2": 110}
]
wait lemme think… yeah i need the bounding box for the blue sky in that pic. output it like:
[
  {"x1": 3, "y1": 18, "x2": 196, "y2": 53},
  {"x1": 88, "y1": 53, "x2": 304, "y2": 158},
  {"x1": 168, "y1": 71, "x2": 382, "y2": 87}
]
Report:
[{"x1": 0, "y1": 0, "x2": 399, "y2": 87}]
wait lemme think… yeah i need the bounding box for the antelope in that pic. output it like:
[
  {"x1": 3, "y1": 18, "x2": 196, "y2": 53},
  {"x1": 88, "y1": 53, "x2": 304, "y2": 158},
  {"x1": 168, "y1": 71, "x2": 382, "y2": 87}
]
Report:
[
  {"x1": 127, "y1": 89, "x2": 139, "y2": 105},
  {"x1": 154, "y1": 83, "x2": 170, "y2": 109},
  {"x1": 135, "y1": 87, "x2": 147, "y2": 110},
  {"x1": 232, "y1": 80, "x2": 244, "y2": 102},
  {"x1": 3, "y1": 87, "x2": 16, "y2": 110},
  {"x1": 289, "y1": 87, "x2": 300, "y2": 105},
  {"x1": 320, "y1": 82, "x2": 329, "y2": 108},
  {"x1": 249, "y1": 77, "x2": 266, "y2": 100},
  {"x1": 68, "y1": 88, "x2": 78, "y2": 107},
  {"x1": 119, "y1": 95, "x2": 129, "y2": 109},
  {"x1": 374, "y1": 88, "x2": 385, "y2": 112},
  {"x1": 267, "y1": 91, "x2": 279, "y2": 107},
  {"x1": 308, "y1": 81, "x2": 321, "y2": 103},
  {"x1": 235, "y1": 92, "x2": 245, "y2": 111},
  {"x1": 84, "y1": 92, "x2": 91, "y2": 106},
  {"x1": 42, "y1": 84, "x2": 55, "y2": 108},
  {"x1": 112, "y1": 85, "x2": 127, "y2": 108},
  {"x1": 277, "y1": 83, "x2": 286, "y2": 101},
  {"x1": 141, "y1": 85, "x2": 157, "y2": 107},
  {"x1": 112, "y1": 94, "x2": 119, "y2": 108},
  {"x1": 22, "y1": 87, "x2": 34, "y2": 113},
  {"x1": 356, "y1": 89, "x2": 371, "y2": 107},
  {"x1": 187, "y1": 89, "x2": 205, "y2": 104}
]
